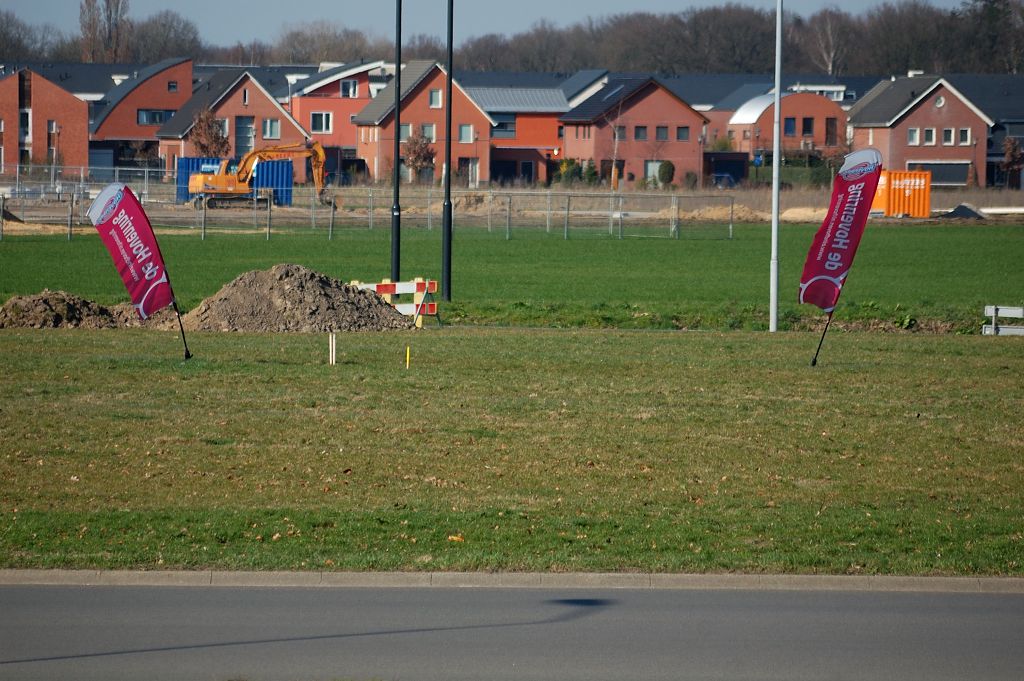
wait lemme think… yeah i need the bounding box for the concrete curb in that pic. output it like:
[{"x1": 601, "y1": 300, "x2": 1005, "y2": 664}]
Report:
[{"x1": 2, "y1": 570, "x2": 1023, "y2": 593}]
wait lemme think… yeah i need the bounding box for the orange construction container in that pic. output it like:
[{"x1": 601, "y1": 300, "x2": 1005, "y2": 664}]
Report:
[{"x1": 870, "y1": 170, "x2": 931, "y2": 218}]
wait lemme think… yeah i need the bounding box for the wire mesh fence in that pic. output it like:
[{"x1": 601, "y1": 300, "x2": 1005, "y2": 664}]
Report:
[{"x1": 0, "y1": 164, "x2": 735, "y2": 242}]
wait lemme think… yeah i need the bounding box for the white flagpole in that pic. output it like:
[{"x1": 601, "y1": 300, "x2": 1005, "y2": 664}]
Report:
[{"x1": 770, "y1": 0, "x2": 783, "y2": 332}]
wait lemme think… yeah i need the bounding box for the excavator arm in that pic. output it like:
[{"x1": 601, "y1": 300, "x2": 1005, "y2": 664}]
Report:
[{"x1": 189, "y1": 140, "x2": 330, "y2": 206}]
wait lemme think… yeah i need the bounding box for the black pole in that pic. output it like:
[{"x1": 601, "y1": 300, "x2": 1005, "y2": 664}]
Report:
[
  {"x1": 810, "y1": 311, "x2": 834, "y2": 367},
  {"x1": 173, "y1": 301, "x2": 192, "y2": 361},
  {"x1": 441, "y1": 0, "x2": 454, "y2": 302},
  {"x1": 391, "y1": 0, "x2": 402, "y2": 283}
]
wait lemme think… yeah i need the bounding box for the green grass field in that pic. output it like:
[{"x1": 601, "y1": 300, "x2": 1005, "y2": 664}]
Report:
[
  {"x1": 1, "y1": 222, "x2": 1022, "y2": 575},
  {"x1": 0, "y1": 327, "x2": 1021, "y2": 574},
  {"x1": 1, "y1": 222, "x2": 1021, "y2": 330}
]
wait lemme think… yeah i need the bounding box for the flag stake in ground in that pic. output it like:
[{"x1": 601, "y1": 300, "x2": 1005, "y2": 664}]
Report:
[
  {"x1": 87, "y1": 183, "x2": 192, "y2": 360},
  {"x1": 798, "y1": 149, "x2": 883, "y2": 366}
]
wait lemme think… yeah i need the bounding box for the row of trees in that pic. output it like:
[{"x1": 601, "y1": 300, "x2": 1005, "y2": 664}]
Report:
[{"x1": 1, "y1": 0, "x2": 1022, "y2": 76}]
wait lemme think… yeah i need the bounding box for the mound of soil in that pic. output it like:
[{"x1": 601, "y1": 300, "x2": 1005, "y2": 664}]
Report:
[
  {"x1": 0, "y1": 290, "x2": 121, "y2": 329},
  {"x1": 181, "y1": 263, "x2": 413, "y2": 333}
]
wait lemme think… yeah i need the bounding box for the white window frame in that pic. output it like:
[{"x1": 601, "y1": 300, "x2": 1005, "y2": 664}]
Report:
[
  {"x1": 923, "y1": 128, "x2": 936, "y2": 145},
  {"x1": 310, "y1": 112, "x2": 332, "y2": 134},
  {"x1": 0, "y1": 144, "x2": 4, "y2": 173},
  {"x1": 958, "y1": 128, "x2": 971, "y2": 145},
  {"x1": 942, "y1": 128, "x2": 954, "y2": 145},
  {"x1": 421, "y1": 123, "x2": 436, "y2": 143},
  {"x1": 262, "y1": 118, "x2": 281, "y2": 140},
  {"x1": 907, "y1": 127, "x2": 920, "y2": 145},
  {"x1": 399, "y1": 123, "x2": 411, "y2": 142},
  {"x1": 429, "y1": 89, "x2": 443, "y2": 109},
  {"x1": 340, "y1": 79, "x2": 359, "y2": 98},
  {"x1": 458, "y1": 124, "x2": 473, "y2": 143},
  {"x1": 217, "y1": 118, "x2": 229, "y2": 137},
  {"x1": 242, "y1": 88, "x2": 249, "y2": 106}
]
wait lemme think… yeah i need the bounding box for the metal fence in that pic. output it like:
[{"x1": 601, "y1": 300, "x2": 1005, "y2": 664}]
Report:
[{"x1": 0, "y1": 163, "x2": 735, "y2": 241}]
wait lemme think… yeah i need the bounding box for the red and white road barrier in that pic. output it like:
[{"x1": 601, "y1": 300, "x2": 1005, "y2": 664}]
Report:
[{"x1": 351, "y1": 277, "x2": 439, "y2": 328}]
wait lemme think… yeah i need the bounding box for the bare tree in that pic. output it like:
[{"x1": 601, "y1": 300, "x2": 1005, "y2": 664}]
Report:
[
  {"x1": 272, "y1": 22, "x2": 389, "y2": 64},
  {"x1": 188, "y1": 108, "x2": 231, "y2": 158},
  {"x1": 1002, "y1": 135, "x2": 1023, "y2": 188},
  {"x1": 79, "y1": 0, "x2": 102, "y2": 62},
  {"x1": 403, "y1": 130, "x2": 436, "y2": 183},
  {"x1": 128, "y1": 10, "x2": 202, "y2": 62},
  {"x1": 101, "y1": 0, "x2": 131, "y2": 62},
  {"x1": 796, "y1": 7, "x2": 860, "y2": 76}
]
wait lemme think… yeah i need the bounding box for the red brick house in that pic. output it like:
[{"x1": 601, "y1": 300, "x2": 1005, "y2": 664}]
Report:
[
  {"x1": 89, "y1": 58, "x2": 193, "y2": 168},
  {"x1": 727, "y1": 92, "x2": 848, "y2": 157},
  {"x1": 287, "y1": 61, "x2": 387, "y2": 179},
  {"x1": 559, "y1": 76, "x2": 708, "y2": 187},
  {"x1": 353, "y1": 60, "x2": 495, "y2": 186},
  {"x1": 156, "y1": 70, "x2": 310, "y2": 181},
  {"x1": 848, "y1": 74, "x2": 993, "y2": 186},
  {"x1": 0, "y1": 68, "x2": 88, "y2": 176}
]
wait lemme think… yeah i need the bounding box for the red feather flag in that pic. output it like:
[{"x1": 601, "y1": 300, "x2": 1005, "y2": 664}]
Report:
[
  {"x1": 88, "y1": 183, "x2": 191, "y2": 359},
  {"x1": 799, "y1": 149, "x2": 883, "y2": 366},
  {"x1": 799, "y1": 149, "x2": 883, "y2": 312}
]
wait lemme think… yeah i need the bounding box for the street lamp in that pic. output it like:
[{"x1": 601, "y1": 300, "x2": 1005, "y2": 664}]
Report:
[
  {"x1": 391, "y1": 0, "x2": 403, "y2": 283},
  {"x1": 441, "y1": 0, "x2": 454, "y2": 301}
]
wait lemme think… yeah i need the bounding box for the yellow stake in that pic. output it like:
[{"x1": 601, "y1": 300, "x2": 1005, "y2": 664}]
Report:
[{"x1": 406, "y1": 345, "x2": 410, "y2": 369}]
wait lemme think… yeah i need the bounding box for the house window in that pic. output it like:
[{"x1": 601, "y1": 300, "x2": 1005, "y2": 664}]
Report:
[
  {"x1": 429, "y1": 89, "x2": 443, "y2": 108},
  {"x1": 48, "y1": 119, "x2": 58, "y2": 133},
  {"x1": 311, "y1": 112, "x2": 332, "y2": 133},
  {"x1": 421, "y1": 123, "x2": 436, "y2": 142},
  {"x1": 942, "y1": 128, "x2": 954, "y2": 145},
  {"x1": 399, "y1": 123, "x2": 411, "y2": 142},
  {"x1": 959, "y1": 128, "x2": 971, "y2": 145},
  {"x1": 826, "y1": 117, "x2": 838, "y2": 146},
  {"x1": 676, "y1": 126, "x2": 690, "y2": 142},
  {"x1": 634, "y1": 126, "x2": 648, "y2": 141},
  {"x1": 219, "y1": 119, "x2": 229, "y2": 136},
  {"x1": 262, "y1": 118, "x2": 280, "y2": 139},
  {"x1": 492, "y1": 113, "x2": 516, "y2": 139},
  {"x1": 614, "y1": 126, "x2": 626, "y2": 140},
  {"x1": 583, "y1": 126, "x2": 591, "y2": 139},
  {"x1": 923, "y1": 128, "x2": 936, "y2": 145},
  {"x1": 242, "y1": 88, "x2": 249, "y2": 106},
  {"x1": 742, "y1": 130, "x2": 751, "y2": 140},
  {"x1": 908, "y1": 127, "x2": 920, "y2": 145},
  {"x1": 802, "y1": 117, "x2": 814, "y2": 136},
  {"x1": 340, "y1": 80, "x2": 359, "y2": 98},
  {"x1": 167, "y1": 80, "x2": 178, "y2": 93},
  {"x1": 137, "y1": 109, "x2": 175, "y2": 125},
  {"x1": 558, "y1": 125, "x2": 564, "y2": 139},
  {"x1": 458, "y1": 124, "x2": 473, "y2": 143},
  {"x1": 784, "y1": 117, "x2": 796, "y2": 137},
  {"x1": 656, "y1": 125, "x2": 668, "y2": 141}
]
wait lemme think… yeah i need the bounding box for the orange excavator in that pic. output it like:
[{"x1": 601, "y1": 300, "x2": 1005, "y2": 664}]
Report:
[{"x1": 188, "y1": 140, "x2": 330, "y2": 207}]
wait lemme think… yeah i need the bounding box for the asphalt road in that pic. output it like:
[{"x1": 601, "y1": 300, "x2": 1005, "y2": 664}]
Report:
[{"x1": 2, "y1": 578, "x2": 1023, "y2": 681}]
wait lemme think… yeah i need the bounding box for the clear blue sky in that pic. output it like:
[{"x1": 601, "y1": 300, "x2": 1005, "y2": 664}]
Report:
[{"x1": 9, "y1": 0, "x2": 967, "y2": 48}]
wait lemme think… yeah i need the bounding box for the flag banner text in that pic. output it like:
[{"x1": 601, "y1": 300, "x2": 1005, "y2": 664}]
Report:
[
  {"x1": 798, "y1": 149, "x2": 883, "y2": 313},
  {"x1": 88, "y1": 183, "x2": 175, "y2": 320}
]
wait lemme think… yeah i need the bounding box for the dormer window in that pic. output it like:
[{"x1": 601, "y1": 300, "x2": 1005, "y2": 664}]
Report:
[{"x1": 168, "y1": 81, "x2": 178, "y2": 93}]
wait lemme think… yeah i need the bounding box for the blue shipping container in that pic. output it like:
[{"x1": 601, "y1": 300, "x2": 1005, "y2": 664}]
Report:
[
  {"x1": 175, "y1": 157, "x2": 293, "y2": 206},
  {"x1": 176, "y1": 157, "x2": 223, "y2": 204},
  {"x1": 251, "y1": 159, "x2": 293, "y2": 207}
]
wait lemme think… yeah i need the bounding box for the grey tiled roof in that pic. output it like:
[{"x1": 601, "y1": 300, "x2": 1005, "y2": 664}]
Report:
[
  {"x1": 455, "y1": 70, "x2": 569, "y2": 88},
  {"x1": 156, "y1": 69, "x2": 248, "y2": 138},
  {"x1": 464, "y1": 87, "x2": 568, "y2": 113},
  {"x1": 0, "y1": 61, "x2": 143, "y2": 97},
  {"x1": 351, "y1": 60, "x2": 439, "y2": 125},
  {"x1": 847, "y1": 75, "x2": 943, "y2": 126},
  {"x1": 560, "y1": 69, "x2": 608, "y2": 100},
  {"x1": 945, "y1": 74, "x2": 1024, "y2": 123},
  {"x1": 560, "y1": 76, "x2": 658, "y2": 123}
]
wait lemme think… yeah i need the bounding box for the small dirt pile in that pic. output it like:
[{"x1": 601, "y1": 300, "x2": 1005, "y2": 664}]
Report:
[
  {"x1": 0, "y1": 290, "x2": 120, "y2": 329},
  {"x1": 181, "y1": 263, "x2": 413, "y2": 333}
]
